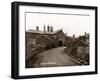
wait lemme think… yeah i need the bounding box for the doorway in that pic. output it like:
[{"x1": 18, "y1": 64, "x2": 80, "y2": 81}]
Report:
[{"x1": 58, "y1": 40, "x2": 63, "y2": 46}]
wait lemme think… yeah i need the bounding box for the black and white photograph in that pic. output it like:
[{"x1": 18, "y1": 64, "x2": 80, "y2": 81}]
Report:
[
  {"x1": 25, "y1": 12, "x2": 90, "y2": 68},
  {"x1": 11, "y1": 1, "x2": 97, "y2": 79}
]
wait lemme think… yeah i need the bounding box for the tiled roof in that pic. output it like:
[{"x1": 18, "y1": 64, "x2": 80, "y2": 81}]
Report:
[{"x1": 26, "y1": 29, "x2": 62, "y2": 35}]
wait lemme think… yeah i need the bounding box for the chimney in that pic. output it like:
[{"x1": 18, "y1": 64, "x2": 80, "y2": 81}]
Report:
[
  {"x1": 85, "y1": 32, "x2": 87, "y2": 36},
  {"x1": 36, "y1": 26, "x2": 39, "y2": 31},
  {"x1": 44, "y1": 25, "x2": 46, "y2": 33},
  {"x1": 47, "y1": 25, "x2": 49, "y2": 32},
  {"x1": 73, "y1": 34, "x2": 75, "y2": 38},
  {"x1": 51, "y1": 26, "x2": 53, "y2": 32}
]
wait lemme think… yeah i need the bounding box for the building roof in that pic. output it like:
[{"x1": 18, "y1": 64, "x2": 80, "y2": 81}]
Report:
[{"x1": 26, "y1": 29, "x2": 63, "y2": 35}]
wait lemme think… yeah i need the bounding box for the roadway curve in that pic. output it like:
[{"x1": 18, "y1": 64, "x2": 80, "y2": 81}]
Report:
[{"x1": 30, "y1": 47, "x2": 80, "y2": 67}]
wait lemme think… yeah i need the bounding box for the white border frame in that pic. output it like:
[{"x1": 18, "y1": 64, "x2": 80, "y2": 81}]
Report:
[{"x1": 19, "y1": 5, "x2": 95, "y2": 76}]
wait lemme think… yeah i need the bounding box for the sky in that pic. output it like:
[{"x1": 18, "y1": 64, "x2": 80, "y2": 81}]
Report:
[{"x1": 26, "y1": 12, "x2": 90, "y2": 37}]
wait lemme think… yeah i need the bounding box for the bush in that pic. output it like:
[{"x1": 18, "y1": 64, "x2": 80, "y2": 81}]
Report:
[{"x1": 70, "y1": 47, "x2": 77, "y2": 56}]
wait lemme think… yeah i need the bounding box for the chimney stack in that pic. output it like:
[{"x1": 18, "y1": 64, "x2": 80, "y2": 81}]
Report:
[
  {"x1": 44, "y1": 25, "x2": 46, "y2": 33},
  {"x1": 47, "y1": 25, "x2": 50, "y2": 32},
  {"x1": 49, "y1": 26, "x2": 51, "y2": 32},
  {"x1": 51, "y1": 26, "x2": 53, "y2": 32},
  {"x1": 85, "y1": 32, "x2": 87, "y2": 36},
  {"x1": 73, "y1": 34, "x2": 75, "y2": 38},
  {"x1": 36, "y1": 26, "x2": 39, "y2": 31}
]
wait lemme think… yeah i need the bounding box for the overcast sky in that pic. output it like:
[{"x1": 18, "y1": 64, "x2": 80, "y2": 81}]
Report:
[{"x1": 26, "y1": 12, "x2": 90, "y2": 37}]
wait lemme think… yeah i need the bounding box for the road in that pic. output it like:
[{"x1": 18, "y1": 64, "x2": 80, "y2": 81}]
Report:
[{"x1": 31, "y1": 47, "x2": 80, "y2": 67}]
